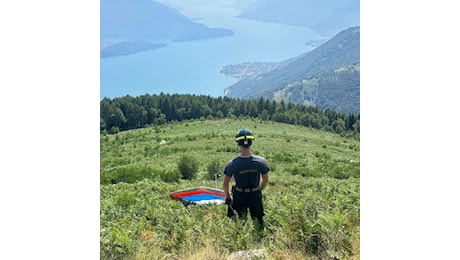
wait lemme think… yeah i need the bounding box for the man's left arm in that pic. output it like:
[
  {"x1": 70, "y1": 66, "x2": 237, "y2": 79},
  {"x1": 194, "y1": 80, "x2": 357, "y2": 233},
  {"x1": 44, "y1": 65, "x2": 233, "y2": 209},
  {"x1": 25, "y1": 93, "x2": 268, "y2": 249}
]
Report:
[{"x1": 260, "y1": 173, "x2": 268, "y2": 191}]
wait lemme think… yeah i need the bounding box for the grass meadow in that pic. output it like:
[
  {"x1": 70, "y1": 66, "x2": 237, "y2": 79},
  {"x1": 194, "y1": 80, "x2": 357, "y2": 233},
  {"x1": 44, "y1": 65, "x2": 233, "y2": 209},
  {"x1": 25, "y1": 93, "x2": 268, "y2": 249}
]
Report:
[{"x1": 100, "y1": 118, "x2": 360, "y2": 259}]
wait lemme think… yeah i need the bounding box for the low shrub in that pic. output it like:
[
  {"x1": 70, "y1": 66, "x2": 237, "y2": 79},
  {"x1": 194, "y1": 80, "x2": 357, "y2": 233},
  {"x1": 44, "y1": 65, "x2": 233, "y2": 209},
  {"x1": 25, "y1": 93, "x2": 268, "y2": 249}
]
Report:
[
  {"x1": 207, "y1": 160, "x2": 224, "y2": 180},
  {"x1": 177, "y1": 155, "x2": 199, "y2": 180},
  {"x1": 100, "y1": 165, "x2": 154, "y2": 185},
  {"x1": 159, "y1": 169, "x2": 181, "y2": 182}
]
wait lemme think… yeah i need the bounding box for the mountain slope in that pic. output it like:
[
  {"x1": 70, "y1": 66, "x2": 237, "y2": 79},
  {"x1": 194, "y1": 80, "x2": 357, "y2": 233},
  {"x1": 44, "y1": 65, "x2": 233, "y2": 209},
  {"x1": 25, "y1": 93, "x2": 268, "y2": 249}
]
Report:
[
  {"x1": 312, "y1": 3, "x2": 360, "y2": 36},
  {"x1": 236, "y1": 0, "x2": 359, "y2": 36},
  {"x1": 274, "y1": 64, "x2": 360, "y2": 114},
  {"x1": 224, "y1": 26, "x2": 360, "y2": 114},
  {"x1": 100, "y1": 0, "x2": 233, "y2": 57},
  {"x1": 101, "y1": 0, "x2": 233, "y2": 40}
]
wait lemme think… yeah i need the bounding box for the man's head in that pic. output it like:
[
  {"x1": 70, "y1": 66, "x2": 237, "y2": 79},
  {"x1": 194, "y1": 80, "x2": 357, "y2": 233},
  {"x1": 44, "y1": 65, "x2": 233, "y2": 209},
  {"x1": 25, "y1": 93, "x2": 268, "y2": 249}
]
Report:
[{"x1": 235, "y1": 128, "x2": 254, "y2": 148}]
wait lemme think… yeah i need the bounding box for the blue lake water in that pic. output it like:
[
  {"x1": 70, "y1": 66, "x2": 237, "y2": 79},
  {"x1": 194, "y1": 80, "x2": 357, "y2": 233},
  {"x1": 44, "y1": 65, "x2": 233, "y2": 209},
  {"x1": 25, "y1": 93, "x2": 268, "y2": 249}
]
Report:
[{"x1": 100, "y1": 2, "x2": 325, "y2": 99}]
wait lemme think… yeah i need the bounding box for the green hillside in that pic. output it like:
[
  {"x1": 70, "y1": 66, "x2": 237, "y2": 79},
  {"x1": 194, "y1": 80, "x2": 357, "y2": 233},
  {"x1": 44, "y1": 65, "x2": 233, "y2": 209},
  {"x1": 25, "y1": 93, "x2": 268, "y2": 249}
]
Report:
[
  {"x1": 100, "y1": 119, "x2": 360, "y2": 259},
  {"x1": 274, "y1": 64, "x2": 360, "y2": 114},
  {"x1": 224, "y1": 27, "x2": 360, "y2": 114}
]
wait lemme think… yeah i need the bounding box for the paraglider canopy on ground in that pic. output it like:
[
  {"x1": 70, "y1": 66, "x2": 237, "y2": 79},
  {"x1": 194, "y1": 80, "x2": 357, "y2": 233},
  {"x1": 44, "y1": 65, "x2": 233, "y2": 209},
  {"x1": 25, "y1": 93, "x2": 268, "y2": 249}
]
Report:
[{"x1": 170, "y1": 186, "x2": 226, "y2": 205}]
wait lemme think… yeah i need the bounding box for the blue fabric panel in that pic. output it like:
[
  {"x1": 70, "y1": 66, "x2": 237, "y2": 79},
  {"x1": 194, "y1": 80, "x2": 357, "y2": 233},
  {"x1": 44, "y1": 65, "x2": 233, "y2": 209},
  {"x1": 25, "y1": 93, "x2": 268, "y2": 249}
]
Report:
[{"x1": 182, "y1": 194, "x2": 225, "y2": 202}]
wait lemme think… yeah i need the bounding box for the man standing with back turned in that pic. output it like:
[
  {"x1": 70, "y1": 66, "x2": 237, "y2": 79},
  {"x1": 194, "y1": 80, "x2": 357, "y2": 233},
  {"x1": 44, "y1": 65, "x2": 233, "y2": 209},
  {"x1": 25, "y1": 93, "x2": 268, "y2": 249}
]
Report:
[{"x1": 223, "y1": 128, "x2": 269, "y2": 229}]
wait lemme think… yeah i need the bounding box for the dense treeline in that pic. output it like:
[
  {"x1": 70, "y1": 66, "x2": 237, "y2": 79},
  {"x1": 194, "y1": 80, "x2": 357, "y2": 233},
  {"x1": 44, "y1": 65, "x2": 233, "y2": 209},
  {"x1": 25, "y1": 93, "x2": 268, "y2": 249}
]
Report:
[{"x1": 100, "y1": 93, "x2": 359, "y2": 137}]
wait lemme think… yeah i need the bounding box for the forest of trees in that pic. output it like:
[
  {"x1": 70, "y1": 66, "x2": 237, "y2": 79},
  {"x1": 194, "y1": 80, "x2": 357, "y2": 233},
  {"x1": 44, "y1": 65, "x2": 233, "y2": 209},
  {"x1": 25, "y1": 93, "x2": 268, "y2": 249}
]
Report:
[
  {"x1": 100, "y1": 93, "x2": 359, "y2": 138},
  {"x1": 278, "y1": 64, "x2": 360, "y2": 114}
]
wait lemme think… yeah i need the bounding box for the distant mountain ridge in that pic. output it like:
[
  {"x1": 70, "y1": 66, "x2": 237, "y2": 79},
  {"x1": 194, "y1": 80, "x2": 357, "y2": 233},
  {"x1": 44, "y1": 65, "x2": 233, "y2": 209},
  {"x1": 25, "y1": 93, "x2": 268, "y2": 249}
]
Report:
[
  {"x1": 224, "y1": 26, "x2": 360, "y2": 114},
  {"x1": 236, "y1": 0, "x2": 359, "y2": 36},
  {"x1": 100, "y1": 0, "x2": 233, "y2": 58}
]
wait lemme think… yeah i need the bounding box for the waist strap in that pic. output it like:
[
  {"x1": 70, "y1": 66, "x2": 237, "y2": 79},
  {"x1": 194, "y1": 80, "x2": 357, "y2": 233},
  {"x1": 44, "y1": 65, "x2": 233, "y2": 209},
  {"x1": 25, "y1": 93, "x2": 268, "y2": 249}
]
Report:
[{"x1": 235, "y1": 186, "x2": 260, "y2": 193}]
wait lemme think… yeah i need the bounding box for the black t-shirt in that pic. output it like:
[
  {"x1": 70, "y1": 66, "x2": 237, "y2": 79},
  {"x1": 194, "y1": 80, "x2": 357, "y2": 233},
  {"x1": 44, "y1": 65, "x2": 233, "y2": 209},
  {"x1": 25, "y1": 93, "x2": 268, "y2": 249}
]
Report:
[{"x1": 224, "y1": 155, "x2": 270, "y2": 188}]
